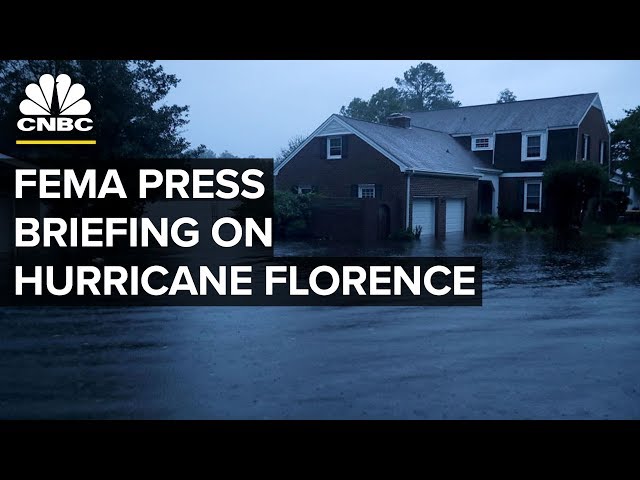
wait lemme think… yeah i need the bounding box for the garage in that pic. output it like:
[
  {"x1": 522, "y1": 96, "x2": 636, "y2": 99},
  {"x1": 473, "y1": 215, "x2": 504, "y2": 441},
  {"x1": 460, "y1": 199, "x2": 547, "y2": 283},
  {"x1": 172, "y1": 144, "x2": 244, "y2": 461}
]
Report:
[
  {"x1": 412, "y1": 198, "x2": 435, "y2": 236},
  {"x1": 446, "y1": 198, "x2": 465, "y2": 233}
]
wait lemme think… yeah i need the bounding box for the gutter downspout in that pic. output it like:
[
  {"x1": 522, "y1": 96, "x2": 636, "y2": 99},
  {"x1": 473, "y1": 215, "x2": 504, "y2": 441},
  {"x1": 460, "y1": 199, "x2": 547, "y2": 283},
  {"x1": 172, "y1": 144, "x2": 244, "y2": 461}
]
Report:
[{"x1": 405, "y1": 170, "x2": 413, "y2": 229}]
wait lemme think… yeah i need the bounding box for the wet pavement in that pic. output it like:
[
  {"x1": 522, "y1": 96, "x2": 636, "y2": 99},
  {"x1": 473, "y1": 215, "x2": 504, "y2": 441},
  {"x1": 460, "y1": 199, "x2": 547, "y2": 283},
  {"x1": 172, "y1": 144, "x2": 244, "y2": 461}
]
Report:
[{"x1": 1, "y1": 232, "x2": 639, "y2": 418}]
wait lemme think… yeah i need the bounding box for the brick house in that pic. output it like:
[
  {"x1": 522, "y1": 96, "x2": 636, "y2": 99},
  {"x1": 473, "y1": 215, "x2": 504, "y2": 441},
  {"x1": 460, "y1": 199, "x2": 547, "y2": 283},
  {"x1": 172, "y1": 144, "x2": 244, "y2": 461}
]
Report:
[{"x1": 274, "y1": 93, "x2": 610, "y2": 239}]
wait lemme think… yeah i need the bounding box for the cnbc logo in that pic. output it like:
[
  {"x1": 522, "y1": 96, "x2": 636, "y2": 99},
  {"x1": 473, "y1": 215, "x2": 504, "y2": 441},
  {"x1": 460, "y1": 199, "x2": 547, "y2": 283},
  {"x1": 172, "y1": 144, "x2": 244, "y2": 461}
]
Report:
[{"x1": 16, "y1": 73, "x2": 95, "y2": 145}]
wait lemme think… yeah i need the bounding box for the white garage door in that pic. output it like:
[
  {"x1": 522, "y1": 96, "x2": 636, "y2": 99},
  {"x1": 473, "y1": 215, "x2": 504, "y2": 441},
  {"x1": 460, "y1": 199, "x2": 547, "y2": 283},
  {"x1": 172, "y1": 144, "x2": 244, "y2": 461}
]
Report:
[
  {"x1": 0, "y1": 197, "x2": 11, "y2": 254},
  {"x1": 412, "y1": 198, "x2": 435, "y2": 236},
  {"x1": 446, "y1": 199, "x2": 465, "y2": 233}
]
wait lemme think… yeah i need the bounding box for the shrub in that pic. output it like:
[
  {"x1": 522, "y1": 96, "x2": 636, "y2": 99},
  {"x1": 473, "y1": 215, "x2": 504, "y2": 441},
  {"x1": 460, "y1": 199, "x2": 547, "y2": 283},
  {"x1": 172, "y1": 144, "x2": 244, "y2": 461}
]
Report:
[
  {"x1": 274, "y1": 190, "x2": 313, "y2": 238},
  {"x1": 474, "y1": 214, "x2": 504, "y2": 233},
  {"x1": 474, "y1": 214, "x2": 493, "y2": 233},
  {"x1": 601, "y1": 199, "x2": 618, "y2": 225},
  {"x1": 390, "y1": 228, "x2": 417, "y2": 241},
  {"x1": 498, "y1": 204, "x2": 523, "y2": 222},
  {"x1": 609, "y1": 190, "x2": 630, "y2": 215},
  {"x1": 600, "y1": 191, "x2": 630, "y2": 224}
]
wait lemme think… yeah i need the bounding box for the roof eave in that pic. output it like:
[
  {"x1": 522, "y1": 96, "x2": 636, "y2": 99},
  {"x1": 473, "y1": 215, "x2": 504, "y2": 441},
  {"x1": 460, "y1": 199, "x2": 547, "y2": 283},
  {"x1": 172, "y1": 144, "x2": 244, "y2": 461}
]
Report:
[
  {"x1": 474, "y1": 166, "x2": 503, "y2": 174},
  {"x1": 408, "y1": 169, "x2": 482, "y2": 179}
]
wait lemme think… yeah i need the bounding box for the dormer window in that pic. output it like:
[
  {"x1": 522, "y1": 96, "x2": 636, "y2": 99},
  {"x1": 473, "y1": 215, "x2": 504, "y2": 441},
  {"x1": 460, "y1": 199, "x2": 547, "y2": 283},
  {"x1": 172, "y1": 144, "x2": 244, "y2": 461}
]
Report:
[
  {"x1": 472, "y1": 135, "x2": 493, "y2": 151},
  {"x1": 527, "y1": 136, "x2": 541, "y2": 157},
  {"x1": 521, "y1": 131, "x2": 547, "y2": 161},
  {"x1": 327, "y1": 137, "x2": 342, "y2": 159}
]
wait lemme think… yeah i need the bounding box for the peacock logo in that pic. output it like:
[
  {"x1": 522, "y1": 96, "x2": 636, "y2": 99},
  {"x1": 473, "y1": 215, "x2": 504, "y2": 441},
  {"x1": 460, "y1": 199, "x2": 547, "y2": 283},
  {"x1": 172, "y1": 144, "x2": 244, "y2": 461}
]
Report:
[
  {"x1": 20, "y1": 74, "x2": 91, "y2": 116},
  {"x1": 17, "y1": 73, "x2": 95, "y2": 143}
]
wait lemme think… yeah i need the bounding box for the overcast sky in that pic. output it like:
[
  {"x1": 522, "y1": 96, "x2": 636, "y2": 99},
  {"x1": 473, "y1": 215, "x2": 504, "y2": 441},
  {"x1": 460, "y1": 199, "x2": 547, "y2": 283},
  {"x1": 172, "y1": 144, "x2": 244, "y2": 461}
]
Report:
[{"x1": 160, "y1": 60, "x2": 640, "y2": 158}]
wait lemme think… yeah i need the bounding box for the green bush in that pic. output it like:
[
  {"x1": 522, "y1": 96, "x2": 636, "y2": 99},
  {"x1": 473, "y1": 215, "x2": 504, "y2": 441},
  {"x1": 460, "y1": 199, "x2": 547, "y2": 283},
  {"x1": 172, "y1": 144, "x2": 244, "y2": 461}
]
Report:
[
  {"x1": 474, "y1": 214, "x2": 504, "y2": 233},
  {"x1": 389, "y1": 228, "x2": 417, "y2": 241},
  {"x1": 543, "y1": 162, "x2": 608, "y2": 231},
  {"x1": 474, "y1": 214, "x2": 493, "y2": 233},
  {"x1": 607, "y1": 190, "x2": 631, "y2": 216},
  {"x1": 274, "y1": 190, "x2": 313, "y2": 238},
  {"x1": 600, "y1": 200, "x2": 618, "y2": 225},
  {"x1": 600, "y1": 190, "x2": 631, "y2": 225}
]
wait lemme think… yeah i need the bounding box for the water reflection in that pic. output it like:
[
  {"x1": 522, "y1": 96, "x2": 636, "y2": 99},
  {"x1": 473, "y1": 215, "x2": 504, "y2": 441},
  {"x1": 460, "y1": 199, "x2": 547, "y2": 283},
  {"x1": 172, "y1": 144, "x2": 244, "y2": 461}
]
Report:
[{"x1": 276, "y1": 232, "x2": 640, "y2": 291}]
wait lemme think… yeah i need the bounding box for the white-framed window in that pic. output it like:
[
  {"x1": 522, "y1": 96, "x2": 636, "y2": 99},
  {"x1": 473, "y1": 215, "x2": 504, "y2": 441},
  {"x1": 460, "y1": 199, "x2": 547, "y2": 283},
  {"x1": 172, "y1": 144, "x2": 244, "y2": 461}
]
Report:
[
  {"x1": 582, "y1": 134, "x2": 590, "y2": 161},
  {"x1": 297, "y1": 185, "x2": 312, "y2": 195},
  {"x1": 358, "y1": 184, "x2": 375, "y2": 199},
  {"x1": 327, "y1": 136, "x2": 342, "y2": 159},
  {"x1": 472, "y1": 135, "x2": 493, "y2": 151},
  {"x1": 599, "y1": 140, "x2": 606, "y2": 165},
  {"x1": 521, "y1": 131, "x2": 547, "y2": 161},
  {"x1": 524, "y1": 181, "x2": 542, "y2": 212}
]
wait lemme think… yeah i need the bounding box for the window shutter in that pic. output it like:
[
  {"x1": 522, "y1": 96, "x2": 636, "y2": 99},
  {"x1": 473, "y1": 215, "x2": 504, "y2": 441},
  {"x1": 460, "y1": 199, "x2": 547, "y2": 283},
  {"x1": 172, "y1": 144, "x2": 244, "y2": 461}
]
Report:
[
  {"x1": 320, "y1": 137, "x2": 326, "y2": 158},
  {"x1": 351, "y1": 184, "x2": 358, "y2": 197},
  {"x1": 342, "y1": 135, "x2": 348, "y2": 158},
  {"x1": 375, "y1": 184, "x2": 383, "y2": 199},
  {"x1": 586, "y1": 136, "x2": 591, "y2": 160},
  {"x1": 581, "y1": 134, "x2": 586, "y2": 159},
  {"x1": 604, "y1": 141, "x2": 608, "y2": 163}
]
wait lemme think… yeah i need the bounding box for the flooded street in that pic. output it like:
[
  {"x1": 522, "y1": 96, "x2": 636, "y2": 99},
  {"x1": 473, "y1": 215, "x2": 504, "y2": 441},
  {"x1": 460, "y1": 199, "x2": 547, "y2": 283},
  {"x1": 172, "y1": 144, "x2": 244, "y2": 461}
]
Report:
[{"x1": 1, "y1": 233, "x2": 639, "y2": 419}]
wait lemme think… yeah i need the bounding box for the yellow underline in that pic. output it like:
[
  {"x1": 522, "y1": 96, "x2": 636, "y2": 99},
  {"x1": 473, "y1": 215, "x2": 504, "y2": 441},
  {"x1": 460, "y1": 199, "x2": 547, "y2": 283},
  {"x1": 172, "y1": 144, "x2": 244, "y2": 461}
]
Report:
[{"x1": 16, "y1": 140, "x2": 96, "y2": 145}]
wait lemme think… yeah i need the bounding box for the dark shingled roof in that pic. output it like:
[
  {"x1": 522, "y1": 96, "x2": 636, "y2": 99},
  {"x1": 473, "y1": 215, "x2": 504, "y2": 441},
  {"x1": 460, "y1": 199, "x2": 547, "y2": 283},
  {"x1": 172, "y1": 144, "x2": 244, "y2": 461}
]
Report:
[
  {"x1": 406, "y1": 93, "x2": 598, "y2": 135},
  {"x1": 337, "y1": 115, "x2": 492, "y2": 177}
]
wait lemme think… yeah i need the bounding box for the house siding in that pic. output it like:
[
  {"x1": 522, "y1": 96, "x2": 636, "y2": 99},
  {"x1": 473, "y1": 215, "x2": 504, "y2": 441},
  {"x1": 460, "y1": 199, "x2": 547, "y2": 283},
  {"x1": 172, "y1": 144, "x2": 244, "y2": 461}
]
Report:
[
  {"x1": 494, "y1": 133, "x2": 530, "y2": 172},
  {"x1": 498, "y1": 177, "x2": 549, "y2": 224},
  {"x1": 498, "y1": 177, "x2": 525, "y2": 219},
  {"x1": 276, "y1": 134, "x2": 407, "y2": 234},
  {"x1": 577, "y1": 106, "x2": 610, "y2": 168},
  {"x1": 547, "y1": 128, "x2": 578, "y2": 164},
  {"x1": 494, "y1": 129, "x2": 579, "y2": 173},
  {"x1": 409, "y1": 175, "x2": 478, "y2": 236}
]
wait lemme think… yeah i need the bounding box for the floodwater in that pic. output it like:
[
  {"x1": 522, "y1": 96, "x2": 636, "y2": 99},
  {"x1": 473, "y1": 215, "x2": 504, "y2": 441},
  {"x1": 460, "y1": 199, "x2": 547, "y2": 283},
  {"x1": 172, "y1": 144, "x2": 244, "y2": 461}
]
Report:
[{"x1": 1, "y1": 233, "x2": 639, "y2": 419}]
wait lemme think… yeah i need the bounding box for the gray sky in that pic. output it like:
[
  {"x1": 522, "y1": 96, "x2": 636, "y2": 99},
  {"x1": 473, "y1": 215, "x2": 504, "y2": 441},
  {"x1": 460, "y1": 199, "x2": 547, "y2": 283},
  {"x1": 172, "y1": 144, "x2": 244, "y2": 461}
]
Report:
[{"x1": 160, "y1": 60, "x2": 640, "y2": 158}]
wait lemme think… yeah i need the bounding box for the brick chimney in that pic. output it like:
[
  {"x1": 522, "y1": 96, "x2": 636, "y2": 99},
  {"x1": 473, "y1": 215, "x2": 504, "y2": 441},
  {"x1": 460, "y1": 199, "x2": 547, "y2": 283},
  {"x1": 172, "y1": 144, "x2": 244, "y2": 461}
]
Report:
[{"x1": 387, "y1": 113, "x2": 411, "y2": 128}]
